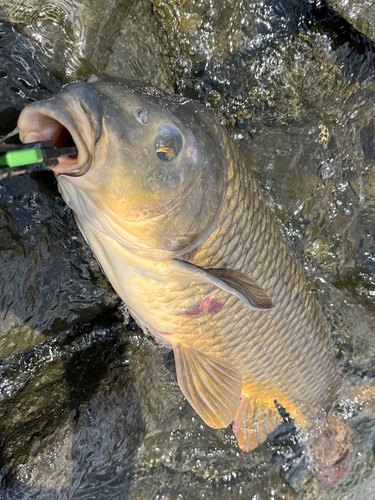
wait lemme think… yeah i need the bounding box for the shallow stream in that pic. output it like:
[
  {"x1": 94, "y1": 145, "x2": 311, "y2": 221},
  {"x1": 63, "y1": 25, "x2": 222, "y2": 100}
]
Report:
[{"x1": 0, "y1": 1, "x2": 374, "y2": 499}]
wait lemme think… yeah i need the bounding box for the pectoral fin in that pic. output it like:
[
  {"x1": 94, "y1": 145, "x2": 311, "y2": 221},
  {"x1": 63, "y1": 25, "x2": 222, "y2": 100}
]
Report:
[
  {"x1": 173, "y1": 343, "x2": 242, "y2": 428},
  {"x1": 207, "y1": 268, "x2": 274, "y2": 310},
  {"x1": 170, "y1": 260, "x2": 273, "y2": 310},
  {"x1": 232, "y1": 396, "x2": 282, "y2": 451}
]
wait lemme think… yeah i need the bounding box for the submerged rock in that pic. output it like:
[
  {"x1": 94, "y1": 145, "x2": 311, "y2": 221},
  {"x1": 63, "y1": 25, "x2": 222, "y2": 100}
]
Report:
[
  {"x1": 0, "y1": 20, "x2": 61, "y2": 136},
  {"x1": 326, "y1": 0, "x2": 375, "y2": 43},
  {"x1": 0, "y1": 0, "x2": 173, "y2": 89},
  {"x1": 0, "y1": 312, "x2": 144, "y2": 496},
  {"x1": 0, "y1": 22, "x2": 118, "y2": 357},
  {"x1": 0, "y1": 2, "x2": 374, "y2": 499},
  {"x1": 0, "y1": 172, "x2": 118, "y2": 358}
]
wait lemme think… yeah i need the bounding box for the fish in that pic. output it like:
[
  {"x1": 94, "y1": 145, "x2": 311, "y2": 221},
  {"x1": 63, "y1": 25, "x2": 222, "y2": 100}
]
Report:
[{"x1": 17, "y1": 76, "x2": 354, "y2": 487}]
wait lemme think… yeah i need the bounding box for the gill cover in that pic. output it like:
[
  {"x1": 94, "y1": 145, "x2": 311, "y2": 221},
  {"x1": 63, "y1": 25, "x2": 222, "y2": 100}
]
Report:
[{"x1": 47, "y1": 78, "x2": 228, "y2": 254}]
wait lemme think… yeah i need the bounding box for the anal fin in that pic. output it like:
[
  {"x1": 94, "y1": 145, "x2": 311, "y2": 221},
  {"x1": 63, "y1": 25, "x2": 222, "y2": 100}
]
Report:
[
  {"x1": 174, "y1": 343, "x2": 242, "y2": 429},
  {"x1": 232, "y1": 396, "x2": 282, "y2": 451}
]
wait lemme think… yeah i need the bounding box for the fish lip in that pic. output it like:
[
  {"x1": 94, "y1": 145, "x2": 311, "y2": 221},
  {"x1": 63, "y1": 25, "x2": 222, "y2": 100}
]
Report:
[{"x1": 17, "y1": 98, "x2": 92, "y2": 177}]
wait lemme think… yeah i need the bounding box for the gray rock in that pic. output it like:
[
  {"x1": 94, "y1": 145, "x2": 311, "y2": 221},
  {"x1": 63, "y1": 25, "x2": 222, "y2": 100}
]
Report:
[
  {"x1": 0, "y1": 22, "x2": 118, "y2": 360},
  {"x1": 0, "y1": 173, "x2": 118, "y2": 359},
  {"x1": 327, "y1": 0, "x2": 375, "y2": 42},
  {"x1": 0, "y1": 2, "x2": 375, "y2": 499},
  {"x1": 0, "y1": 316, "x2": 143, "y2": 496},
  {"x1": 0, "y1": 20, "x2": 61, "y2": 133},
  {"x1": 0, "y1": 1, "x2": 173, "y2": 89}
]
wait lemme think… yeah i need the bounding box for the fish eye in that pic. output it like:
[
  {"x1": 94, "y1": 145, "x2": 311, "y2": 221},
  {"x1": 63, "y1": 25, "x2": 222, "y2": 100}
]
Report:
[{"x1": 155, "y1": 126, "x2": 183, "y2": 161}]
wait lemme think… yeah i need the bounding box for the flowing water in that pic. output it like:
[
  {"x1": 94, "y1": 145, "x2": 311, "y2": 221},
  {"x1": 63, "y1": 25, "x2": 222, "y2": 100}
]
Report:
[{"x1": 0, "y1": 1, "x2": 374, "y2": 499}]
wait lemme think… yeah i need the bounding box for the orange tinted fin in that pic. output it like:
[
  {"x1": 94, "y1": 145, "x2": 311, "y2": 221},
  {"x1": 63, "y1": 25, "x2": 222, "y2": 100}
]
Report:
[
  {"x1": 232, "y1": 397, "x2": 282, "y2": 451},
  {"x1": 173, "y1": 343, "x2": 242, "y2": 428},
  {"x1": 171, "y1": 260, "x2": 273, "y2": 311}
]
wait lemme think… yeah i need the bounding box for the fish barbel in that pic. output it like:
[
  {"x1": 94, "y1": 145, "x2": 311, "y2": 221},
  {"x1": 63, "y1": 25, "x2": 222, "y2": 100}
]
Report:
[{"x1": 17, "y1": 77, "x2": 351, "y2": 486}]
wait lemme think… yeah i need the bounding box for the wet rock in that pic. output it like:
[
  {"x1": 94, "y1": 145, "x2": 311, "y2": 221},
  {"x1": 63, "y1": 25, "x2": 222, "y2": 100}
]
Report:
[
  {"x1": 100, "y1": 1, "x2": 174, "y2": 91},
  {"x1": 0, "y1": 24, "x2": 117, "y2": 356},
  {"x1": 0, "y1": 314, "x2": 144, "y2": 496},
  {"x1": 0, "y1": 1, "x2": 173, "y2": 88},
  {"x1": 153, "y1": 0, "x2": 256, "y2": 67},
  {"x1": 326, "y1": 0, "x2": 375, "y2": 43},
  {"x1": 0, "y1": 21, "x2": 61, "y2": 133},
  {"x1": 0, "y1": 173, "x2": 118, "y2": 358},
  {"x1": 0, "y1": 2, "x2": 375, "y2": 499}
]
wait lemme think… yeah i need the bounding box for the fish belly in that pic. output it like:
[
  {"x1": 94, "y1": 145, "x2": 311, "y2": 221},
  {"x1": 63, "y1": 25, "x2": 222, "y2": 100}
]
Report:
[{"x1": 69, "y1": 152, "x2": 341, "y2": 450}]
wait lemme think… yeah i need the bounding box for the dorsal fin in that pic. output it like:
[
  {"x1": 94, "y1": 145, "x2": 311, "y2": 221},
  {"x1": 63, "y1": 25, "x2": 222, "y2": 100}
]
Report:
[
  {"x1": 173, "y1": 343, "x2": 242, "y2": 428},
  {"x1": 170, "y1": 260, "x2": 274, "y2": 311}
]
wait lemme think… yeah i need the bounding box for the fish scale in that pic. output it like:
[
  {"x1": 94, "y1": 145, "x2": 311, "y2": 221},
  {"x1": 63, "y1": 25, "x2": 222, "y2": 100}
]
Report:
[
  {"x1": 17, "y1": 77, "x2": 352, "y2": 486},
  {"x1": 183, "y1": 134, "x2": 340, "y2": 415}
]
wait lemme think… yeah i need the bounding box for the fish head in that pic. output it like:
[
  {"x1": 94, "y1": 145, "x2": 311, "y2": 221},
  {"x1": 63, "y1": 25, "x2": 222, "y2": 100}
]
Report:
[{"x1": 18, "y1": 77, "x2": 229, "y2": 255}]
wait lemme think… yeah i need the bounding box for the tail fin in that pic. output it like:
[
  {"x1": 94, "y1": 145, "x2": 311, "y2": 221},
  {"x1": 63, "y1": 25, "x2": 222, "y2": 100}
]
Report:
[
  {"x1": 308, "y1": 412, "x2": 352, "y2": 488},
  {"x1": 307, "y1": 377, "x2": 375, "y2": 488}
]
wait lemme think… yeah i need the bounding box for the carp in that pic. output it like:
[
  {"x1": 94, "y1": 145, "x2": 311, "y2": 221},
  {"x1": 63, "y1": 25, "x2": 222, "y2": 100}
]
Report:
[{"x1": 18, "y1": 77, "x2": 354, "y2": 487}]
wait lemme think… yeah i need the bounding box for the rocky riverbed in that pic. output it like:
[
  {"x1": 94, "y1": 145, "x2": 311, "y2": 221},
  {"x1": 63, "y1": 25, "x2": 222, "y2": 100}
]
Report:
[{"x1": 0, "y1": 2, "x2": 374, "y2": 499}]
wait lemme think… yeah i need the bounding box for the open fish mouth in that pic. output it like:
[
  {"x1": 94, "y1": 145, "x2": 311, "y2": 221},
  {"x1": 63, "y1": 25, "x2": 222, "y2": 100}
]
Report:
[{"x1": 17, "y1": 98, "x2": 93, "y2": 176}]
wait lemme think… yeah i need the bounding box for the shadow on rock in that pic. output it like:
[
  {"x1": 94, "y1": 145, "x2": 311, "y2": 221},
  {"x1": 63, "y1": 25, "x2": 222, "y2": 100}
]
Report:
[{"x1": 0, "y1": 310, "x2": 144, "y2": 498}]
